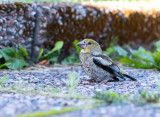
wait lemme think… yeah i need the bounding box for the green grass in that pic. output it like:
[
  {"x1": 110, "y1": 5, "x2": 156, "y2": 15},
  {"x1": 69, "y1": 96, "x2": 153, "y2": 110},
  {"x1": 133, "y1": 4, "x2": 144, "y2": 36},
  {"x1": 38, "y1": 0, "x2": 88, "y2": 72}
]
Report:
[
  {"x1": 95, "y1": 89, "x2": 160, "y2": 106},
  {"x1": 18, "y1": 101, "x2": 100, "y2": 117},
  {"x1": 95, "y1": 90, "x2": 130, "y2": 105},
  {"x1": 18, "y1": 106, "x2": 81, "y2": 117},
  {"x1": 62, "y1": 72, "x2": 80, "y2": 94}
]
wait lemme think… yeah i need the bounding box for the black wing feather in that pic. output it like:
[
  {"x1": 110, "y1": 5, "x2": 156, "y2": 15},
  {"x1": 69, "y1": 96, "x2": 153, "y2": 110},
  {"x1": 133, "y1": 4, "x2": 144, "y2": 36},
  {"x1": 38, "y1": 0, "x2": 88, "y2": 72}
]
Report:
[
  {"x1": 93, "y1": 58, "x2": 136, "y2": 81},
  {"x1": 92, "y1": 58, "x2": 124, "y2": 78},
  {"x1": 92, "y1": 52, "x2": 137, "y2": 81},
  {"x1": 123, "y1": 74, "x2": 137, "y2": 81},
  {"x1": 93, "y1": 58, "x2": 115, "y2": 74}
]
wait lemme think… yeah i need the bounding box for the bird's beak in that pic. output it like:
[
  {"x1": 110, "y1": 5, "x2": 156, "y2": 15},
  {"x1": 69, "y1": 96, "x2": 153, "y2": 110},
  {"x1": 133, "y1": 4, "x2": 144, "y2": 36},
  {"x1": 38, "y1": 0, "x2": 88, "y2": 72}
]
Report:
[{"x1": 77, "y1": 41, "x2": 87, "y2": 49}]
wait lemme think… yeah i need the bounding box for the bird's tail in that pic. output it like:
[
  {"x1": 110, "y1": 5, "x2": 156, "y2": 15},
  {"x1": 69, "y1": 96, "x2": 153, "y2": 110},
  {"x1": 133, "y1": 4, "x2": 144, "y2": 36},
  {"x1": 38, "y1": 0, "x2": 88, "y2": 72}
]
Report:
[
  {"x1": 114, "y1": 71, "x2": 137, "y2": 81},
  {"x1": 123, "y1": 74, "x2": 137, "y2": 81}
]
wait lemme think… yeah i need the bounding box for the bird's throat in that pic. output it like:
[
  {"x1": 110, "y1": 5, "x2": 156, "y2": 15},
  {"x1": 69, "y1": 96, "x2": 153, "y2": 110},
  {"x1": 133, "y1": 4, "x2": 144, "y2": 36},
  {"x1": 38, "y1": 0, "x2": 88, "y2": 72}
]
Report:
[{"x1": 81, "y1": 48, "x2": 90, "y2": 52}]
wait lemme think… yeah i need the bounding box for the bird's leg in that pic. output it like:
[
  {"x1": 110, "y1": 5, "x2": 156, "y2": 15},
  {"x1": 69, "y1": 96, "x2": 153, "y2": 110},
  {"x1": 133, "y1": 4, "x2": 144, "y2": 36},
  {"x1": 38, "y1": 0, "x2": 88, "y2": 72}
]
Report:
[
  {"x1": 99, "y1": 80, "x2": 109, "y2": 84},
  {"x1": 115, "y1": 72, "x2": 126, "y2": 80},
  {"x1": 108, "y1": 77, "x2": 120, "y2": 82},
  {"x1": 83, "y1": 78, "x2": 96, "y2": 82},
  {"x1": 113, "y1": 77, "x2": 119, "y2": 81}
]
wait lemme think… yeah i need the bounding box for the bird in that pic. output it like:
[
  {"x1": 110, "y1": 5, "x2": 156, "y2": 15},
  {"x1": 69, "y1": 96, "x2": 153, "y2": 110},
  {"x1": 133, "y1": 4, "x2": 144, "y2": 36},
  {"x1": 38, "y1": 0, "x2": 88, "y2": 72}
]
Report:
[{"x1": 77, "y1": 39, "x2": 137, "y2": 82}]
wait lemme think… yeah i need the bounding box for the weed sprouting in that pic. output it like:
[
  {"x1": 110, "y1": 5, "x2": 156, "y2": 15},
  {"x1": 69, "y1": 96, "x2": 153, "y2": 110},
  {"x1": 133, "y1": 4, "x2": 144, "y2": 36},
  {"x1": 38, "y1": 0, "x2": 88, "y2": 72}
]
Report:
[
  {"x1": 0, "y1": 76, "x2": 8, "y2": 85},
  {"x1": 62, "y1": 72, "x2": 80, "y2": 94},
  {"x1": 95, "y1": 89, "x2": 160, "y2": 106},
  {"x1": 94, "y1": 90, "x2": 130, "y2": 105}
]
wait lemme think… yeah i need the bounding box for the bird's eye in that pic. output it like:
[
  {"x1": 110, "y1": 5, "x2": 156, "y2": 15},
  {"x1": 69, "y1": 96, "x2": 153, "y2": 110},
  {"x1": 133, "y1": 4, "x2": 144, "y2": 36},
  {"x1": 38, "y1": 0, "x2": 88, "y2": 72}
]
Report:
[{"x1": 88, "y1": 42, "x2": 92, "y2": 45}]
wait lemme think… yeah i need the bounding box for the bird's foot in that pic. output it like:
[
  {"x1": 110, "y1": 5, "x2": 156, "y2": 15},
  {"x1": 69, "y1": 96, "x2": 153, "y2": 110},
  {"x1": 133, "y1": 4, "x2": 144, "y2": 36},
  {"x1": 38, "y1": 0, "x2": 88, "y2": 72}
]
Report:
[
  {"x1": 83, "y1": 78, "x2": 96, "y2": 82},
  {"x1": 83, "y1": 78, "x2": 120, "y2": 83},
  {"x1": 99, "y1": 80, "x2": 109, "y2": 84},
  {"x1": 108, "y1": 79, "x2": 120, "y2": 82}
]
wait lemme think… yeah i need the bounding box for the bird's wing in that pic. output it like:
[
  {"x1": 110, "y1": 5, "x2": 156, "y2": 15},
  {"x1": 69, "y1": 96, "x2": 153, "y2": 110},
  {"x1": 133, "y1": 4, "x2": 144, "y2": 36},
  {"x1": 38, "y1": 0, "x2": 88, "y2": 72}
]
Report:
[
  {"x1": 92, "y1": 52, "x2": 137, "y2": 81},
  {"x1": 92, "y1": 52, "x2": 120, "y2": 74}
]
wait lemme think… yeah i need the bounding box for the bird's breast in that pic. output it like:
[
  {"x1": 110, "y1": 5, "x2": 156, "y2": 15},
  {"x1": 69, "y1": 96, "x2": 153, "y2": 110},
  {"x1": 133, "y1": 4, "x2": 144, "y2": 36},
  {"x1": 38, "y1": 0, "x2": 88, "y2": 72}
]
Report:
[{"x1": 80, "y1": 52, "x2": 91, "y2": 69}]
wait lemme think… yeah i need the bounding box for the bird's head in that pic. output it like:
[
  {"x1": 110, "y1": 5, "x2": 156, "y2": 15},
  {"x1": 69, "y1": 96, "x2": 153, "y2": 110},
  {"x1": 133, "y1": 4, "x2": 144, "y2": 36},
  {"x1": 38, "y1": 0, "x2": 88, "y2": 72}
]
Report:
[{"x1": 77, "y1": 39, "x2": 102, "y2": 53}]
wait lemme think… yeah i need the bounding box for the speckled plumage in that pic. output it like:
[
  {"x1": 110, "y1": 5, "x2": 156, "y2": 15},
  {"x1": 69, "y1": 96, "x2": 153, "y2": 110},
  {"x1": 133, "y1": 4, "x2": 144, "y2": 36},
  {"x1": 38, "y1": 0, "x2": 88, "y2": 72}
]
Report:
[
  {"x1": 77, "y1": 39, "x2": 136, "y2": 82},
  {"x1": 80, "y1": 52, "x2": 113, "y2": 82}
]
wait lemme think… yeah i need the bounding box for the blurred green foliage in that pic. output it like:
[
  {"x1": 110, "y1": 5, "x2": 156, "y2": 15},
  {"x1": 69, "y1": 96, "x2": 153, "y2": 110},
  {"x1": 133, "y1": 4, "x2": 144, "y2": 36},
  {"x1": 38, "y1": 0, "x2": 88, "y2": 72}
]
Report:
[
  {"x1": 134, "y1": 90, "x2": 160, "y2": 105},
  {"x1": 0, "y1": 76, "x2": 8, "y2": 85},
  {"x1": 0, "y1": 40, "x2": 80, "y2": 69},
  {"x1": 119, "y1": 41, "x2": 160, "y2": 70},
  {"x1": 95, "y1": 90, "x2": 129, "y2": 105},
  {"x1": 43, "y1": 40, "x2": 80, "y2": 64},
  {"x1": 104, "y1": 45, "x2": 127, "y2": 58},
  {"x1": 62, "y1": 39, "x2": 80, "y2": 64},
  {"x1": 95, "y1": 89, "x2": 160, "y2": 105},
  {"x1": 62, "y1": 55, "x2": 79, "y2": 64},
  {"x1": 73, "y1": 39, "x2": 81, "y2": 56},
  {"x1": 18, "y1": 106, "x2": 81, "y2": 117},
  {"x1": 0, "y1": 46, "x2": 28, "y2": 70},
  {"x1": 104, "y1": 37, "x2": 160, "y2": 70},
  {"x1": 43, "y1": 41, "x2": 63, "y2": 63},
  {"x1": 37, "y1": 48, "x2": 44, "y2": 62},
  {"x1": 1, "y1": 39, "x2": 160, "y2": 70}
]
